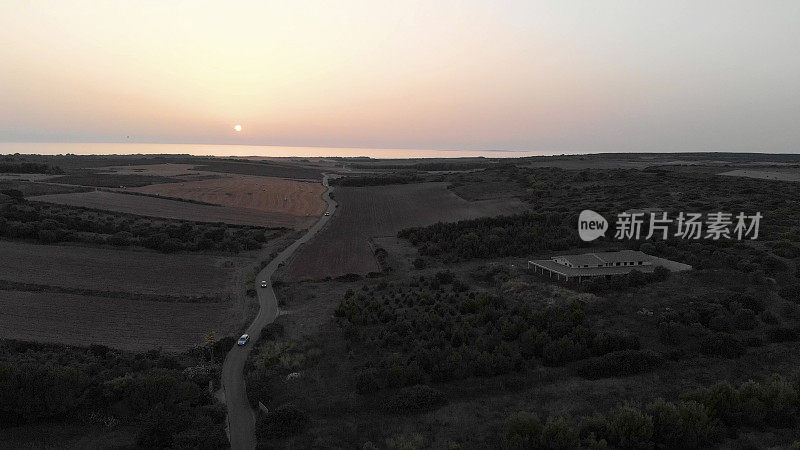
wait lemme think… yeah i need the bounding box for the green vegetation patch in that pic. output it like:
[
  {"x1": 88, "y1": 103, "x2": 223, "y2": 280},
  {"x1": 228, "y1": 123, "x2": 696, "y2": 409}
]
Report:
[
  {"x1": 0, "y1": 340, "x2": 227, "y2": 448},
  {"x1": 335, "y1": 274, "x2": 642, "y2": 392},
  {"x1": 0, "y1": 200, "x2": 279, "y2": 252}
]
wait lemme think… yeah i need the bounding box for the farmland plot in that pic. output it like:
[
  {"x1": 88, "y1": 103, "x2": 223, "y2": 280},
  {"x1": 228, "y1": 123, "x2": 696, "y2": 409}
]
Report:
[
  {"x1": 0, "y1": 291, "x2": 237, "y2": 352},
  {"x1": 283, "y1": 182, "x2": 525, "y2": 280},
  {"x1": 131, "y1": 175, "x2": 326, "y2": 219},
  {"x1": 34, "y1": 190, "x2": 310, "y2": 228},
  {"x1": 0, "y1": 240, "x2": 250, "y2": 297}
]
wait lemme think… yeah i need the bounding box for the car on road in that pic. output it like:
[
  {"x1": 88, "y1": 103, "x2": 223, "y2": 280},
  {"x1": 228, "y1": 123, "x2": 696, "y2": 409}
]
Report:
[
  {"x1": 324, "y1": 211, "x2": 331, "y2": 216},
  {"x1": 237, "y1": 334, "x2": 250, "y2": 346},
  {"x1": 260, "y1": 280, "x2": 267, "y2": 288}
]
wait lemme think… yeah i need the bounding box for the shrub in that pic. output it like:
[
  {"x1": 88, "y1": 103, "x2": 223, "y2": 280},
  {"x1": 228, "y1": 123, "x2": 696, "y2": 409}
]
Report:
[
  {"x1": 336, "y1": 273, "x2": 362, "y2": 282},
  {"x1": 137, "y1": 405, "x2": 179, "y2": 449},
  {"x1": 577, "y1": 350, "x2": 664, "y2": 379},
  {"x1": 698, "y1": 333, "x2": 745, "y2": 358},
  {"x1": 685, "y1": 381, "x2": 747, "y2": 427},
  {"x1": 708, "y1": 314, "x2": 732, "y2": 332},
  {"x1": 727, "y1": 292, "x2": 765, "y2": 313},
  {"x1": 386, "y1": 433, "x2": 425, "y2": 450},
  {"x1": 506, "y1": 411, "x2": 542, "y2": 445},
  {"x1": 542, "y1": 336, "x2": 584, "y2": 366},
  {"x1": 675, "y1": 400, "x2": 717, "y2": 448},
  {"x1": 733, "y1": 308, "x2": 758, "y2": 330},
  {"x1": 779, "y1": 284, "x2": 800, "y2": 303},
  {"x1": 608, "y1": 403, "x2": 654, "y2": 449},
  {"x1": 760, "y1": 375, "x2": 798, "y2": 427},
  {"x1": 540, "y1": 414, "x2": 581, "y2": 449},
  {"x1": 646, "y1": 399, "x2": 682, "y2": 447},
  {"x1": 645, "y1": 399, "x2": 719, "y2": 448},
  {"x1": 766, "y1": 326, "x2": 799, "y2": 343},
  {"x1": 579, "y1": 413, "x2": 612, "y2": 444},
  {"x1": 384, "y1": 384, "x2": 446, "y2": 413},
  {"x1": 256, "y1": 404, "x2": 308, "y2": 438}
]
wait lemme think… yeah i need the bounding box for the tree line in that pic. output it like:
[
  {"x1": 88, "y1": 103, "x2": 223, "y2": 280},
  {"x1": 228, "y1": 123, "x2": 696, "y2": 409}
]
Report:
[
  {"x1": 0, "y1": 201, "x2": 274, "y2": 253},
  {"x1": 0, "y1": 340, "x2": 227, "y2": 448},
  {"x1": 505, "y1": 375, "x2": 800, "y2": 449},
  {"x1": 0, "y1": 162, "x2": 63, "y2": 174}
]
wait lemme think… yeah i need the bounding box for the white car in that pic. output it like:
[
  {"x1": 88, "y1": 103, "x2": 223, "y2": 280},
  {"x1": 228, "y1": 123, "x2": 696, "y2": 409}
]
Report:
[
  {"x1": 324, "y1": 212, "x2": 331, "y2": 216},
  {"x1": 237, "y1": 334, "x2": 250, "y2": 346},
  {"x1": 260, "y1": 280, "x2": 268, "y2": 288}
]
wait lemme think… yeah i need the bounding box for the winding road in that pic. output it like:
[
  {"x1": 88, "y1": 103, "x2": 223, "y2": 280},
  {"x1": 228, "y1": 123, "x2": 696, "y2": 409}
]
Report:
[{"x1": 221, "y1": 174, "x2": 337, "y2": 449}]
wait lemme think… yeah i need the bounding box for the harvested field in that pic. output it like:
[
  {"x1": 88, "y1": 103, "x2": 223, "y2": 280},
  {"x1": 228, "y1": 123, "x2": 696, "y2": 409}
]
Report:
[
  {"x1": 0, "y1": 240, "x2": 251, "y2": 297},
  {"x1": 34, "y1": 190, "x2": 313, "y2": 228},
  {"x1": 0, "y1": 291, "x2": 237, "y2": 352},
  {"x1": 131, "y1": 175, "x2": 326, "y2": 218},
  {"x1": 283, "y1": 182, "x2": 525, "y2": 280}
]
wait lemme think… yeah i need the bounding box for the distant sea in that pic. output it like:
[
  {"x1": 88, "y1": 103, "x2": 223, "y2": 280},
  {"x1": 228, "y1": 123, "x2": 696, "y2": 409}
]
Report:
[{"x1": 0, "y1": 142, "x2": 555, "y2": 159}]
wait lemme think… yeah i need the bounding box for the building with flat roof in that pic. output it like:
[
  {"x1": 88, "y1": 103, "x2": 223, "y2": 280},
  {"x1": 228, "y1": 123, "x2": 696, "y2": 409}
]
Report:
[{"x1": 528, "y1": 250, "x2": 654, "y2": 282}]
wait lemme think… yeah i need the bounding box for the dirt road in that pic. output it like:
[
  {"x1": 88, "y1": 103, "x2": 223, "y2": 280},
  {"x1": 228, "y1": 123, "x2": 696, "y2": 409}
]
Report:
[{"x1": 221, "y1": 175, "x2": 336, "y2": 450}]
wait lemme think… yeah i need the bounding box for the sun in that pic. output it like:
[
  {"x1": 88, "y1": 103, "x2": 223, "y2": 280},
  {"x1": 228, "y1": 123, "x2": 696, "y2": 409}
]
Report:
[{"x1": 233, "y1": 124, "x2": 242, "y2": 132}]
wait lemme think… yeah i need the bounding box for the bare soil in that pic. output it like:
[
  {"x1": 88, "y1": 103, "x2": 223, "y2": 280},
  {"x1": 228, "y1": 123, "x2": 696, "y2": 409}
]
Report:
[
  {"x1": 34, "y1": 190, "x2": 314, "y2": 228},
  {"x1": 0, "y1": 240, "x2": 252, "y2": 297},
  {"x1": 0, "y1": 291, "x2": 238, "y2": 352},
  {"x1": 282, "y1": 182, "x2": 525, "y2": 280}
]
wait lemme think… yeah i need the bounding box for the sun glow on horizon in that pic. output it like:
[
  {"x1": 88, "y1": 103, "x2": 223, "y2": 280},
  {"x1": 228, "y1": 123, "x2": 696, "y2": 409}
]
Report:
[{"x1": 0, "y1": 1, "x2": 798, "y2": 152}]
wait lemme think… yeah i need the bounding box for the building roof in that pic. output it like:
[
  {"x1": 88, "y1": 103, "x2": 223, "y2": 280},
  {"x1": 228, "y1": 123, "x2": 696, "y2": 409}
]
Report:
[
  {"x1": 556, "y1": 250, "x2": 650, "y2": 267},
  {"x1": 558, "y1": 253, "x2": 604, "y2": 267},
  {"x1": 530, "y1": 258, "x2": 655, "y2": 277},
  {"x1": 595, "y1": 250, "x2": 650, "y2": 264}
]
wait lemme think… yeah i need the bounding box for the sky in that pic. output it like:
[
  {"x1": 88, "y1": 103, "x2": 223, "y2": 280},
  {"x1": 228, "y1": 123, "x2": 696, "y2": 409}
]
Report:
[{"x1": 1, "y1": 1, "x2": 799, "y2": 153}]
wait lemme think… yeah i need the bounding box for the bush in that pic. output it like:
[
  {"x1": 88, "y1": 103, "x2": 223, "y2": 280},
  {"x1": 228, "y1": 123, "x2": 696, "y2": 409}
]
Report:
[
  {"x1": 542, "y1": 336, "x2": 584, "y2": 366},
  {"x1": 384, "y1": 384, "x2": 446, "y2": 413},
  {"x1": 336, "y1": 273, "x2": 362, "y2": 282},
  {"x1": 779, "y1": 284, "x2": 800, "y2": 303},
  {"x1": 608, "y1": 403, "x2": 654, "y2": 449},
  {"x1": 506, "y1": 411, "x2": 542, "y2": 446},
  {"x1": 260, "y1": 322, "x2": 285, "y2": 342},
  {"x1": 733, "y1": 308, "x2": 758, "y2": 330},
  {"x1": 708, "y1": 314, "x2": 732, "y2": 332},
  {"x1": 256, "y1": 404, "x2": 308, "y2": 438},
  {"x1": 766, "y1": 326, "x2": 799, "y2": 343},
  {"x1": 385, "y1": 433, "x2": 426, "y2": 450},
  {"x1": 577, "y1": 350, "x2": 664, "y2": 379},
  {"x1": 759, "y1": 310, "x2": 780, "y2": 325},
  {"x1": 646, "y1": 399, "x2": 716, "y2": 449},
  {"x1": 698, "y1": 333, "x2": 745, "y2": 358},
  {"x1": 137, "y1": 405, "x2": 179, "y2": 449},
  {"x1": 540, "y1": 414, "x2": 581, "y2": 449}
]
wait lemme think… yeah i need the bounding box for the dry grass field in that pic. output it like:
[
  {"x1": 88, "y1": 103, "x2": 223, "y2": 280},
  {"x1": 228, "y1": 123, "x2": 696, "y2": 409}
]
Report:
[
  {"x1": 0, "y1": 240, "x2": 250, "y2": 297},
  {"x1": 0, "y1": 291, "x2": 237, "y2": 352},
  {"x1": 34, "y1": 190, "x2": 313, "y2": 228},
  {"x1": 131, "y1": 175, "x2": 326, "y2": 218},
  {"x1": 721, "y1": 168, "x2": 800, "y2": 182},
  {"x1": 283, "y1": 182, "x2": 525, "y2": 280}
]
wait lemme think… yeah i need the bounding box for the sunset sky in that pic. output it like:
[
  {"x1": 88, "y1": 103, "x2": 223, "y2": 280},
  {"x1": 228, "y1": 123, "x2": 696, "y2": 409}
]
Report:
[{"x1": 1, "y1": 1, "x2": 799, "y2": 153}]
